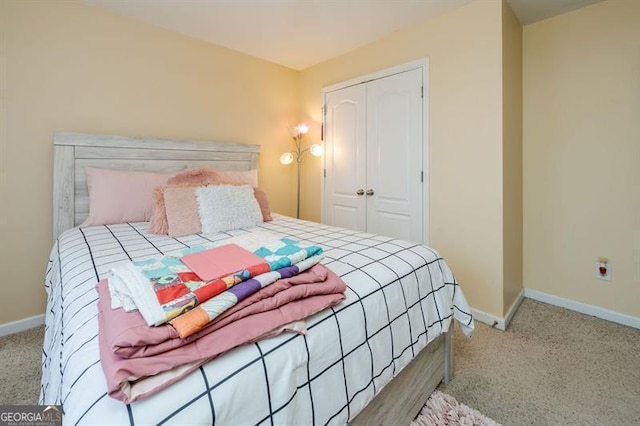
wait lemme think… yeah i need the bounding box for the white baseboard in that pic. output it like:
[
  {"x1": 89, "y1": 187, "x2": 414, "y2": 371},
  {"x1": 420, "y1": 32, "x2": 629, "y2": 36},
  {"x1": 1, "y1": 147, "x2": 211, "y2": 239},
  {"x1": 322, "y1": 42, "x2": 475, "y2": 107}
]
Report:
[
  {"x1": 504, "y1": 288, "x2": 525, "y2": 328},
  {"x1": 524, "y1": 289, "x2": 640, "y2": 330},
  {"x1": 470, "y1": 308, "x2": 504, "y2": 330},
  {"x1": 0, "y1": 314, "x2": 45, "y2": 337},
  {"x1": 470, "y1": 289, "x2": 525, "y2": 331}
]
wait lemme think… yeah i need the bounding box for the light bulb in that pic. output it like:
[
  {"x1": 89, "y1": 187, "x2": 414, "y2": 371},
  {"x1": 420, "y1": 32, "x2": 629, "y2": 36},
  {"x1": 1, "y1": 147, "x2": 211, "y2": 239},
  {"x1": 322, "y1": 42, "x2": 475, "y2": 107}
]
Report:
[
  {"x1": 309, "y1": 144, "x2": 323, "y2": 157},
  {"x1": 288, "y1": 123, "x2": 310, "y2": 139},
  {"x1": 296, "y1": 123, "x2": 309, "y2": 135},
  {"x1": 280, "y1": 152, "x2": 294, "y2": 165}
]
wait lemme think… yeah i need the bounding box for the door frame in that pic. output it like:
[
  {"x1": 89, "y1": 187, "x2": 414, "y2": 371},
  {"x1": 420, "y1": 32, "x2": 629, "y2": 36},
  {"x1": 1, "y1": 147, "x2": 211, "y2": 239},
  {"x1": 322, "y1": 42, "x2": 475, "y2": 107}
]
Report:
[{"x1": 320, "y1": 58, "x2": 430, "y2": 244}]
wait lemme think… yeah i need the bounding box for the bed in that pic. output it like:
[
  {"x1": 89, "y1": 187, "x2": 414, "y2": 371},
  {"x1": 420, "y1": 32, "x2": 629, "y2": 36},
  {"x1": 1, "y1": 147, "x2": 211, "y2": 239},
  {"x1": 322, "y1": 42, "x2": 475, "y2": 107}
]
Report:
[{"x1": 40, "y1": 132, "x2": 473, "y2": 425}]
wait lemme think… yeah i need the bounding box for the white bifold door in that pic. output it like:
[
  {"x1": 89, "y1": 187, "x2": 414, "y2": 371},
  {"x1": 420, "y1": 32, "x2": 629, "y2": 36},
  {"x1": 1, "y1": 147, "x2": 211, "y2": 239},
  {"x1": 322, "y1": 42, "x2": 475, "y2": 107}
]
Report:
[{"x1": 323, "y1": 68, "x2": 425, "y2": 243}]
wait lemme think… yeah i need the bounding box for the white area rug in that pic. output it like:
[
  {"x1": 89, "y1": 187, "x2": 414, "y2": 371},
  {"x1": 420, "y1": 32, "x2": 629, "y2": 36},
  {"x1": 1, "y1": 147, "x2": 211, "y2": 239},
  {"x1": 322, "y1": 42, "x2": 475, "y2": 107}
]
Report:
[{"x1": 411, "y1": 391, "x2": 501, "y2": 426}]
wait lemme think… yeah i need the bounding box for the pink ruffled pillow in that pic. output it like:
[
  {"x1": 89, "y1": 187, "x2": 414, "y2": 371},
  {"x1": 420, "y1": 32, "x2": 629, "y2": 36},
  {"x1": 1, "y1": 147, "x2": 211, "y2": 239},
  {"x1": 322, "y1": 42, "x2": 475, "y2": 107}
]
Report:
[
  {"x1": 215, "y1": 169, "x2": 258, "y2": 187},
  {"x1": 81, "y1": 167, "x2": 172, "y2": 227}
]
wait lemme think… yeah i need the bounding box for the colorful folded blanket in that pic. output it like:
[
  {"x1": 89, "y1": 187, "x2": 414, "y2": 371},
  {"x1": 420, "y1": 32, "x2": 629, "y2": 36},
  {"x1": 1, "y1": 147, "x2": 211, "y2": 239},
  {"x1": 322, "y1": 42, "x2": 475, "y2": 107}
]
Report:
[
  {"x1": 104, "y1": 264, "x2": 340, "y2": 358},
  {"x1": 108, "y1": 237, "x2": 324, "y2": 329},
  {"x1": 97, "y1": 264, "x2": 347, "y2": 403},
  {"x1": 171, "y1": 254, "x2": 322, "y2": 338}
]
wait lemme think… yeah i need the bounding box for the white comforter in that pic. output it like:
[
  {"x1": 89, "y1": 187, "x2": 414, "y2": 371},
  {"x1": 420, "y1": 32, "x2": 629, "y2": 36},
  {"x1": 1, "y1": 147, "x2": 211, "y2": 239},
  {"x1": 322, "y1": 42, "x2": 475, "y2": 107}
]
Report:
[{"x1": 40, "y1": 215, "x2": 473, "y2": 425}]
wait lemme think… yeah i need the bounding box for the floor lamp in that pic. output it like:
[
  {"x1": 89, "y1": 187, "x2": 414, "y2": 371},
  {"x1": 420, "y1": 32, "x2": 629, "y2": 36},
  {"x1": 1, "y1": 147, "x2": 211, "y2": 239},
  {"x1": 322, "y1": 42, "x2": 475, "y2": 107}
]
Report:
[{"x1": 280, "y1": 123, "x2": 323, "y2": 218}]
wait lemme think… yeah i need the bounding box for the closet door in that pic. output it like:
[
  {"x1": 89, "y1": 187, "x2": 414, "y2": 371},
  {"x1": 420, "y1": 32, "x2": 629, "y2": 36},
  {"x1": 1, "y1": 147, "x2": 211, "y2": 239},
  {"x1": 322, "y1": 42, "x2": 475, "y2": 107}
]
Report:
[
  {"x1": 324, "y1": 84, "x2": 367, "y2": 232},
  {"x1": 366, "y1": 69, "x2": 424, "y2": 243}
]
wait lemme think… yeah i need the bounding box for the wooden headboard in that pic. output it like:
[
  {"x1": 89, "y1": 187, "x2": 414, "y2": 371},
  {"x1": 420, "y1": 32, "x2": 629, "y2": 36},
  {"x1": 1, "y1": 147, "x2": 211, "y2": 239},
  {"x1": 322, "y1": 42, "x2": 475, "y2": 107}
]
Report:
[{"x1": 53, "y1": 132, "x2": 261, "y2": 240}]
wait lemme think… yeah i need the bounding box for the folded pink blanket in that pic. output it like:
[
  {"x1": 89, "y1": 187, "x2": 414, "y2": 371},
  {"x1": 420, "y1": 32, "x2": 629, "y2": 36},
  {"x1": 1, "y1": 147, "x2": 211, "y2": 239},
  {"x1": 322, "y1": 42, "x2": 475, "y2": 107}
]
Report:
[
  {"x1": 105, "y1": 264, "x2": 341, "y2": 359},
  {"x1": 97, "y1": 264, "x2": 346, "y2": 403}
]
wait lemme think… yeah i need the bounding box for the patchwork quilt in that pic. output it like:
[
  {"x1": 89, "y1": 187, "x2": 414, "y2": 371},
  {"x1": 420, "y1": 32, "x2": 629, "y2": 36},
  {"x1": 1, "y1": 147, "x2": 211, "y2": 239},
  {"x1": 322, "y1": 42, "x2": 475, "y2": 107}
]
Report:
[{"x1": 109, "y1": 236, "x2": 324, "y2": 337}]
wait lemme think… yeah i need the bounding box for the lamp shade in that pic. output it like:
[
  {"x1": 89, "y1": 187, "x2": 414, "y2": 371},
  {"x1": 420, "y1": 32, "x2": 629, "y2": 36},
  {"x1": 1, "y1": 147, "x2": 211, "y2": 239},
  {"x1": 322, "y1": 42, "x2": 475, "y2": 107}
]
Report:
[
  {"x1": 289, "y1": 123, "x2": 309, "y2": 139},
  {"x1": 297, "y1": 123, "x2": 309, "y2": 135},
  {"x1": 309, "y1": 144, "x2": 323, "y2": 157},
  {"x1": 280, "y1": 152, "x2": 294, "y2": 165}
]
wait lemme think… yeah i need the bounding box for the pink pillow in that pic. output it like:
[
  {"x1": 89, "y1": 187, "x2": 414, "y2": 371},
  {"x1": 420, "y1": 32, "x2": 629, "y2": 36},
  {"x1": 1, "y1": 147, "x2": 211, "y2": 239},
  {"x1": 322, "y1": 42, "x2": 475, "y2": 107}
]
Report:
[
  {"x1": 215, "y1": 169, "x2": 258, "y2": 187},
  {"x1": 253, "y1": 187, "x2": 272, "y2": 222},
  {"x1": 81, "y1": 168, "x2": 172, "y2": 227},
  {"x1": 164, "y1": 187, "x2": 201, "y2": 237}
]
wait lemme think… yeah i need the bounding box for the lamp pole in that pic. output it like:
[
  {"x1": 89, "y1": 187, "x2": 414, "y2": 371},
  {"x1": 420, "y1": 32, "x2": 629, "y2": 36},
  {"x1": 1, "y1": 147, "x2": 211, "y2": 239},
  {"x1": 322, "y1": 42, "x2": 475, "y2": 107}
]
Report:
[
  {"x1": 297, "y1": 151, "x2": 302, "y2": 219},
  {"x1": 294, "y1": 134, "x2": 303, "y2": 219},
  {"x1": 280, "y1": 123, "x2": 322, "y2": 219}
]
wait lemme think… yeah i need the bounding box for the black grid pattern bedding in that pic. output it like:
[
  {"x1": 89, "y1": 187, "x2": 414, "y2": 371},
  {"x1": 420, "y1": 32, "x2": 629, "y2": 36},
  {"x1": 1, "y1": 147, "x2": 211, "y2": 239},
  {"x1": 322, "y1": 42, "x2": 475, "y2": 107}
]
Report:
[{"x1": 40, "y1": 215, "x2": 473, "y2": 425}]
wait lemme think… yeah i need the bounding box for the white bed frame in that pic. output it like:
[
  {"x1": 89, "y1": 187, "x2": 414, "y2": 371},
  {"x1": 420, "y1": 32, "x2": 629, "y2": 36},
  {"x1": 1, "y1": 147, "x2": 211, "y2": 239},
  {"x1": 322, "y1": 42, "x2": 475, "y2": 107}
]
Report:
[{"x1": 52, "y1": 131, "x2": 453, "y2": 425}]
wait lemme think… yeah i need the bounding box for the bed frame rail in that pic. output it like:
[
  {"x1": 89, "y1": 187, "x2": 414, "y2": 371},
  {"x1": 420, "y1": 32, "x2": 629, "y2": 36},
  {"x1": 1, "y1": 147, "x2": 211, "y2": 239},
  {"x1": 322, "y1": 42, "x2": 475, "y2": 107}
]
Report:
[{"x1": 350, "y1": 331, "x2": 453, "y2": 425}]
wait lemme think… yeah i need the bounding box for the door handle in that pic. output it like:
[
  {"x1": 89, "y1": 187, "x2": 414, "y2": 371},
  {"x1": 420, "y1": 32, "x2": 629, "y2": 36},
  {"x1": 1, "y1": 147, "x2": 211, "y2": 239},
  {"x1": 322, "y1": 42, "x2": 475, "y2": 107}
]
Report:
[
  {"x1": 356, "y1": 189, "x2": 365, "y2": 196},
  {"x1": 366, "y1": 189, "x2": 374, "y2": 196}
]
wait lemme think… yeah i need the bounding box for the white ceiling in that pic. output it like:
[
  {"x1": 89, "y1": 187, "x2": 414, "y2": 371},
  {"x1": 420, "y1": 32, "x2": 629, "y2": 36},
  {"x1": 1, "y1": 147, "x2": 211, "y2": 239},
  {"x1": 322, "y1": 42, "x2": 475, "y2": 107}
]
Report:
[
  {"x1": 507, "y1": 0, "x2": 601, "y2": 25},
  {"x1": 84, "y1": 0, "x2": 602, "y2": 71}
]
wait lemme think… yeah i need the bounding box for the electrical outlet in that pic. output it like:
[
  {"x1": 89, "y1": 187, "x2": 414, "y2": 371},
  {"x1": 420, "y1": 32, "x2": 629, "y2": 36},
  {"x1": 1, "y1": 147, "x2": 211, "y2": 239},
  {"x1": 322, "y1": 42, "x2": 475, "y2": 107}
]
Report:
[{"x1": 595, "y1": 259, "x2": 611, "y2": 281}]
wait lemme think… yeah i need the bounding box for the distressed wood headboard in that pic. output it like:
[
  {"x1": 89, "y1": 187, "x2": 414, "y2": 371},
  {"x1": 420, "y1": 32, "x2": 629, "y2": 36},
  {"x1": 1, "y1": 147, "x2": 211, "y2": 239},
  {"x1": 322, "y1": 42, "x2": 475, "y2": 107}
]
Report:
[{"x1": 53, "y1": 132, "x2": 261, "y2": 240}]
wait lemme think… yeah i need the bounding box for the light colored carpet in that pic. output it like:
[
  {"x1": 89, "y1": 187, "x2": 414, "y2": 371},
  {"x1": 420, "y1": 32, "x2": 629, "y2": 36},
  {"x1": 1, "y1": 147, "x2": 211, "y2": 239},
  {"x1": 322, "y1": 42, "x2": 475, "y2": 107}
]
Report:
[
  {"x1": 412, "y1": 391, "x2": 500, "y2": 426},
  {"x1": 0, "y1": 325, "x2": 44, "y2": 404},
  {"x1": 1, "y1": 298, "x2": 639, "y2": 426},
  {"x1": 439, "y1": 298, "x2": 640, "y2": 425}
]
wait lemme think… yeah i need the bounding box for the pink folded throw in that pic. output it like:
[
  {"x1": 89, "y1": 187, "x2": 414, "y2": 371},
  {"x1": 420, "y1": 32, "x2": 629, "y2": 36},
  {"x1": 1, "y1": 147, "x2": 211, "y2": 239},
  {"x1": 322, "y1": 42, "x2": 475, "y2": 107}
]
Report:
[{"x1": 97, "y1": 264, "x2": 346, "y2": 403}]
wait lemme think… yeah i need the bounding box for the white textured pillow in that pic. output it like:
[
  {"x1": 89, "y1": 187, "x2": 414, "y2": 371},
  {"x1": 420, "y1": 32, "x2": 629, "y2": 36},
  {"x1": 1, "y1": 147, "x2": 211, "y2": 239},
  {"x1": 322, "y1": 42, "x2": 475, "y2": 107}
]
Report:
[{"x1": 195, "y1": 185, "x2": 263, "y2": 234}]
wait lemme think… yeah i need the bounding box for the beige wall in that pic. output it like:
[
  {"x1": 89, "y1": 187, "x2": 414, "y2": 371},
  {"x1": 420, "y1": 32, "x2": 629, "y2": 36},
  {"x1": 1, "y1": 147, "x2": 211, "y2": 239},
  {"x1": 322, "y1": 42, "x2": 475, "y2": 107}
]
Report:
[
  {"x1": 18, "y1": 0, "x2": 631, "y2": 327},
  {"x1": 502, "y1": 1, "x2": 523, "y2": 313},
  {"x1": 0, "y1": 0, "x2": 299, "y2": 324},
  {"x1": 300, "y1": 0, "x2": 507, "y2": 317},
  {"x1": 523, "y1": 0, "x2": 640, "y2": 317}
]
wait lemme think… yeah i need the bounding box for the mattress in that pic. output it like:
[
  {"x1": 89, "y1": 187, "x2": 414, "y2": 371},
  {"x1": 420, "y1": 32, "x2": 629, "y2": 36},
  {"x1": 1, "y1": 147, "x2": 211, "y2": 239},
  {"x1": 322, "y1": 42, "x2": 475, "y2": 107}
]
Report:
[{"x1": 40, "y1": 214, "x2": 473, "y2": 425}]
